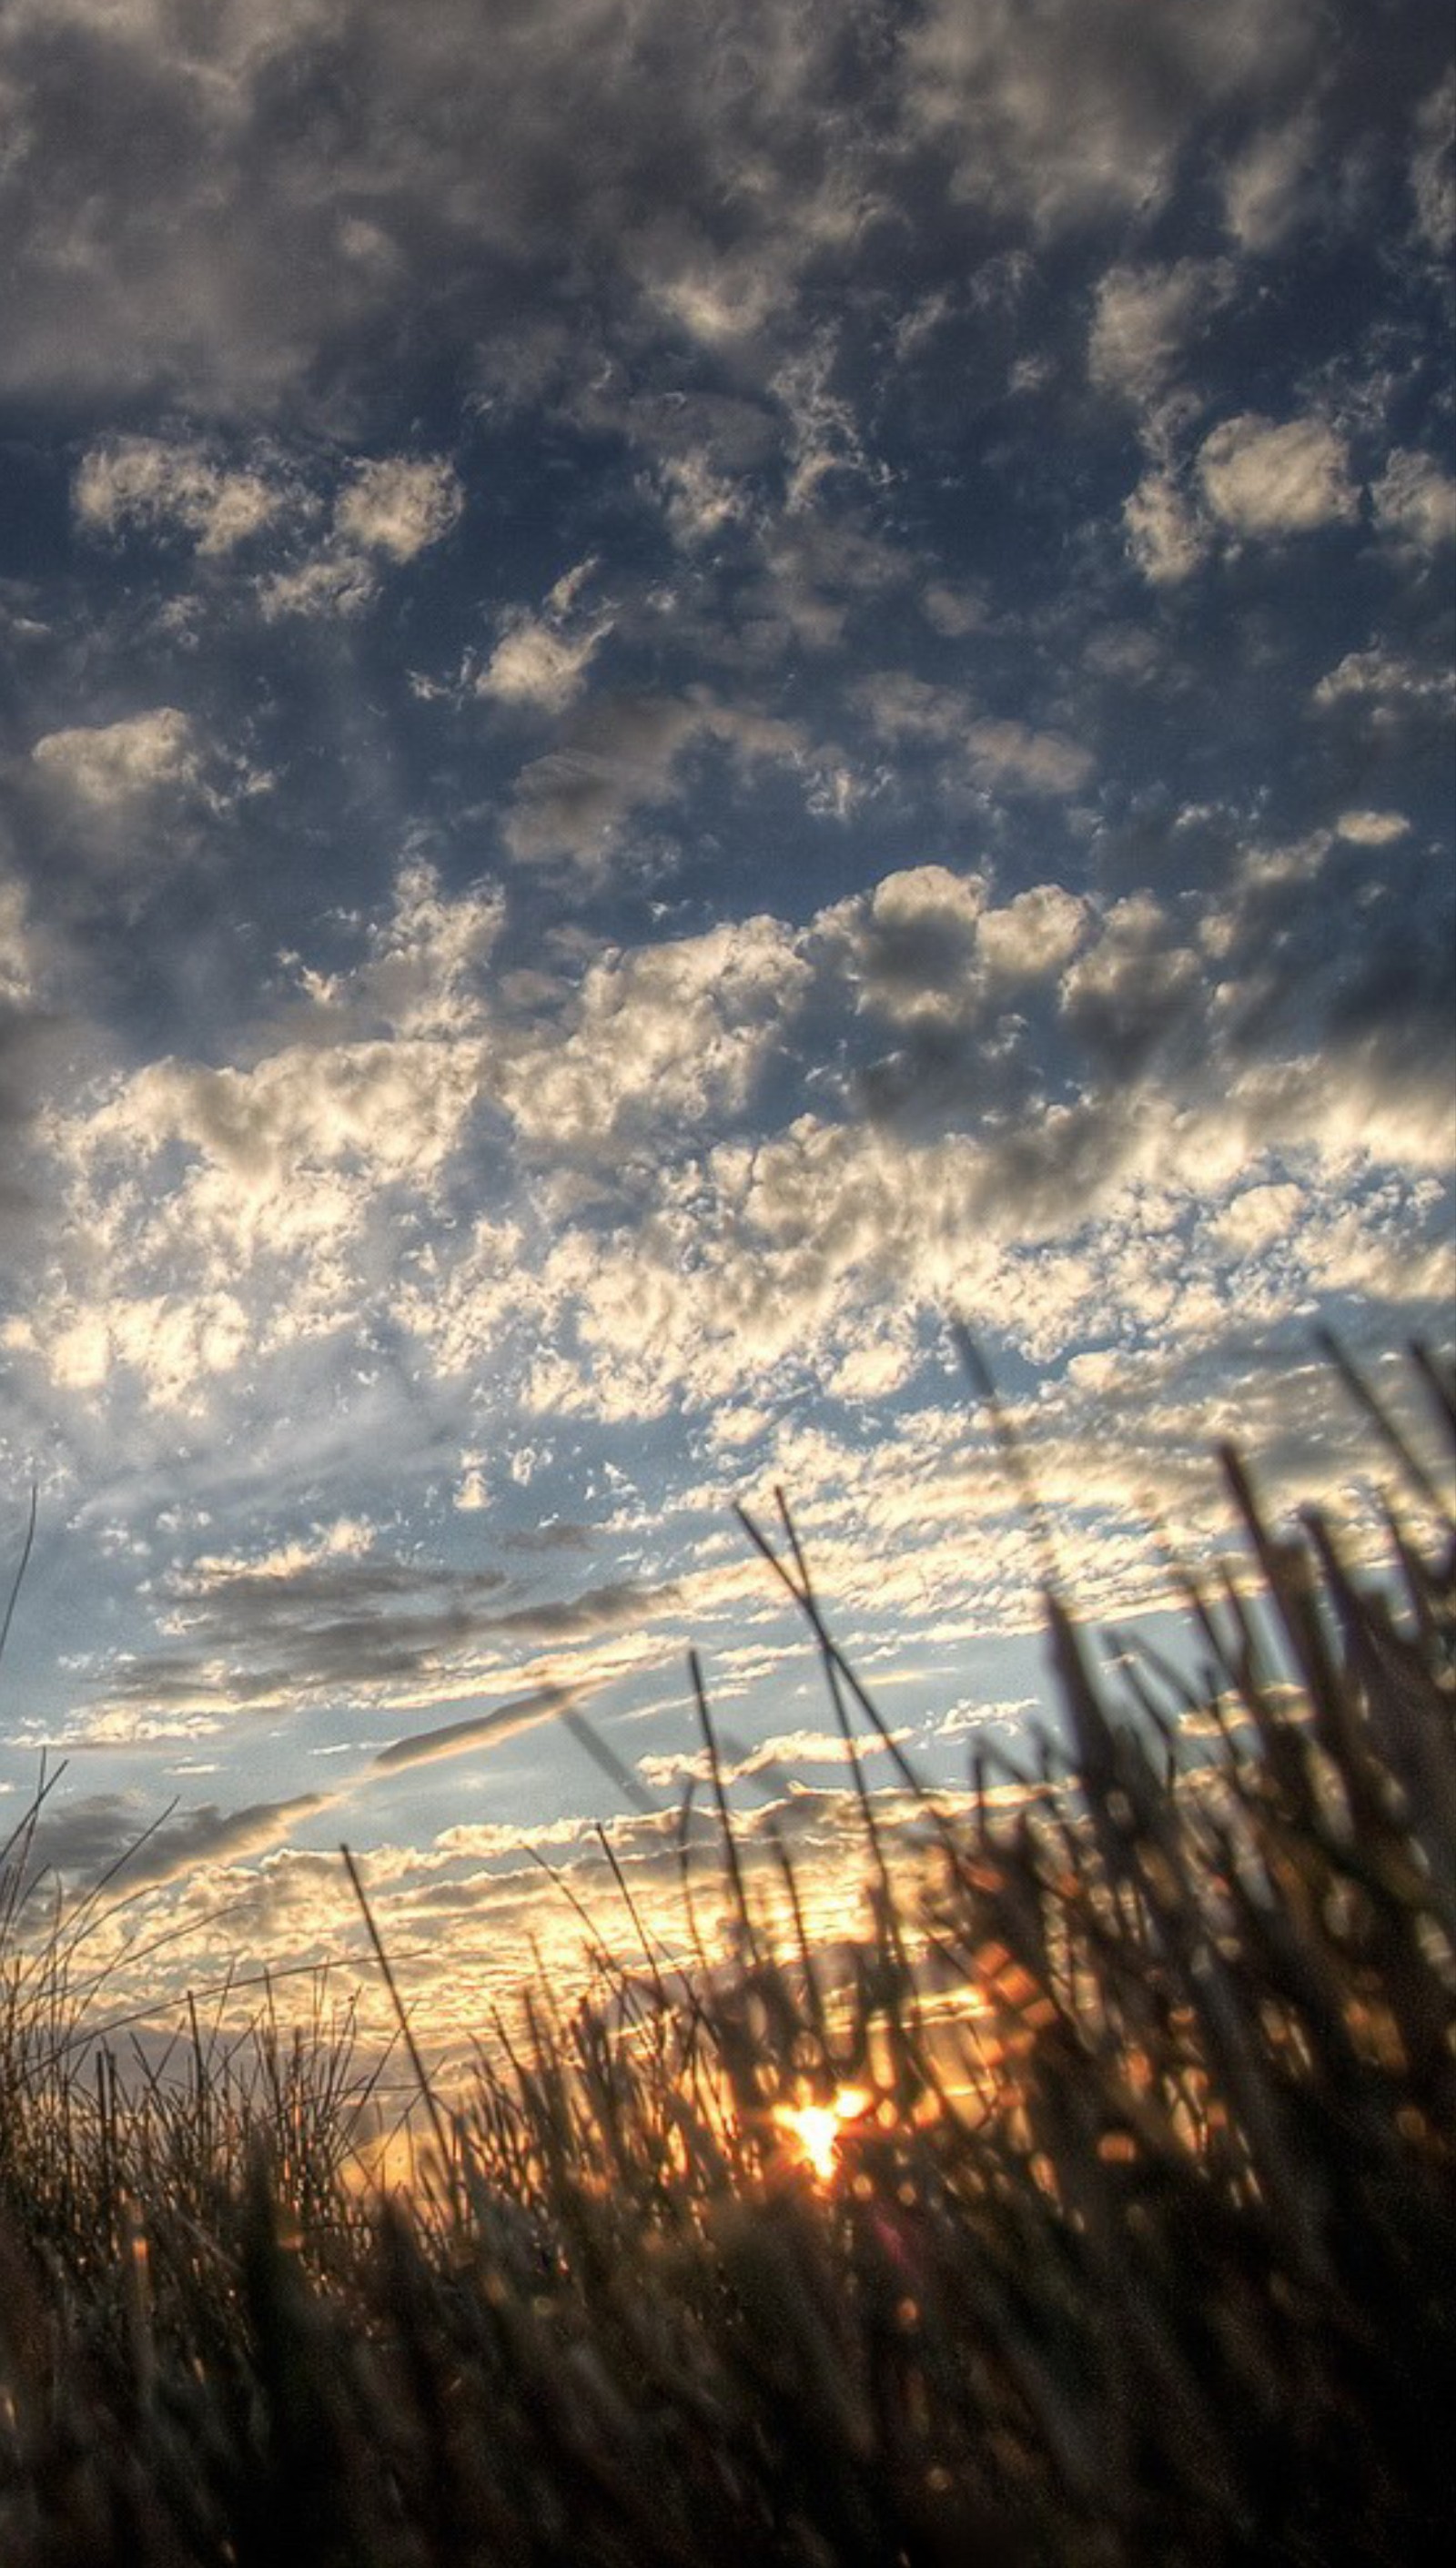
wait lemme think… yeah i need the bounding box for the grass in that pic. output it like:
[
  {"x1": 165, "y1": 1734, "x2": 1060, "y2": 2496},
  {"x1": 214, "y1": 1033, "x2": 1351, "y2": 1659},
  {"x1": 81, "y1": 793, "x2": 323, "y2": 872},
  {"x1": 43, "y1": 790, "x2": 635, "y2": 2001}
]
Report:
[{"x1": 1, "y1": 1349, "x2": 1453, "y2": 2564}]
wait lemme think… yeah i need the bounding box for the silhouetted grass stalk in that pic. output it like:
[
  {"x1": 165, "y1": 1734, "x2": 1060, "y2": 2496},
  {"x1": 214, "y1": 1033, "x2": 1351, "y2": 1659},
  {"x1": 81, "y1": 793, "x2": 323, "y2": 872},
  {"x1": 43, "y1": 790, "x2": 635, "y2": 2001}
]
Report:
[{"x1": 0, "y1": 1348, "x2": 1451, "y2": 2563}]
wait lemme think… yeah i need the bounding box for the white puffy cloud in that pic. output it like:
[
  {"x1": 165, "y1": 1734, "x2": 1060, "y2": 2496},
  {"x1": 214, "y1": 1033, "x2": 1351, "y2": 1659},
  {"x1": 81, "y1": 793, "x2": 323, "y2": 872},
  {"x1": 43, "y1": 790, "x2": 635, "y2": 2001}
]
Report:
[
  {"x1": 480, "y1": 560, "x2": 613, "y2": 713},
  {"x1": 258, "y1": 551, "x2": 380, "y2": 621},
  {"x1": 35, "y1": 1289, "x2": 252, "y2": 1410},
  {"x1": 24, "y1": 705, "x2": 269, "y2": 874},
  {"x1": 96, "y1": 1036, "x2": 487, "y2": 1206},
  {"x1": 1197, "y1": 411, "x2": 1357, "y2": 538},
  {"x1": 1335, "y1": 810, "x2": 1410, "y2": 846},
  {"x1": 6, "y1": 845, "x2": 1451, "y2": 1576},
  {"x1": 31, "y1": 707, "x2": 200, "y2": 802},
  {"x1": 978, "y1": 884, "x2": 1087, "y2": 982},
  {"x1": 647, "y1": 244, "x2": 784, "y2": 348},
  {"x1": 11, "y1": 863, "x2": 505, "y2": 1409},
  {"x1": 261, "y1": 456, "x2": 462, "y2": 618},
  {"x1": 1058, "y1": 895, "x2": 1203, "y2": 1075},
  {"x1": 483, "y1": 620, "x2": 609, "y2": 713},
  {"x1": 333, "y1": 457, "x2": 463, "y2": 561},
  {"x1": 1122, "y1": 467, "x2": 1207, "y2": 583},
  {"x1": 1089, "y1": 258, "x2": 1231, "y2": 409},
  {"x1": 1127, "y1": 410, "x2": 1360, "y2": 582},
  {"x1": 823, "y1": 863, "x2": 998, "y2": 1033},
  {"x1": 499, "y1": 915, "x2": 810, "y2": 1155},
  {"x1": 654, "y1": 449, "x2": 746, "y2": 546},
  {"x1": 74, "y1": 436, "x2": 285, "y2": 554},
  {"x1": 921, "y1": 584, "x2": 984, "y2": 638},
  {"x1": 1207, "y1": 1178, "x2": 1307, "y2": 1255},
  {"x1": 1312, "y1": 646, "x2": 1454, "y2": 712}
]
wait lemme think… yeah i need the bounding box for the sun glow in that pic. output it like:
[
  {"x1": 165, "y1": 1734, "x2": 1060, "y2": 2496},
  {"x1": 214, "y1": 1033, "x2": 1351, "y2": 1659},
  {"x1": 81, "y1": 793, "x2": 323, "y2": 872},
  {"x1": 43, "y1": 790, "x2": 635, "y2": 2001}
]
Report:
[{"x1": 773, "y1": 2086, "x2": 873, "y2": 2182}]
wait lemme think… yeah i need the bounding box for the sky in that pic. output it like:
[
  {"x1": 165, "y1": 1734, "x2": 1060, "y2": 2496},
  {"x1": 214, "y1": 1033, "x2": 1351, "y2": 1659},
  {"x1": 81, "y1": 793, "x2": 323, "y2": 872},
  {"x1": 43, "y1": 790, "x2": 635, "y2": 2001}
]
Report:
[{"x1": 0, "y1": 0, "x2": 1452, "y2": 2057}]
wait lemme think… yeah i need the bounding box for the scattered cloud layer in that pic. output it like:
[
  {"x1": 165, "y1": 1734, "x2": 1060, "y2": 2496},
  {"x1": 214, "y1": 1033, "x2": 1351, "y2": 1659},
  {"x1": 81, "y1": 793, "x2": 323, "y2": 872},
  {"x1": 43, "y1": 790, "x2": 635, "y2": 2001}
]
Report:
[{"x1": 0, "y1": 0, "x2": 1450, "y2": 2048}]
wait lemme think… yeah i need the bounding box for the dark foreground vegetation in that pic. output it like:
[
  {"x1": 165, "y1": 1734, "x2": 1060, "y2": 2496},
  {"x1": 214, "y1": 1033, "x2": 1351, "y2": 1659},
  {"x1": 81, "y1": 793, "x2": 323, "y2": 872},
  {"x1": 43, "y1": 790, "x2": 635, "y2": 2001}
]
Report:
[{"x1": 2, "y1": 1352, "x2": 1454, "y2": 2566}]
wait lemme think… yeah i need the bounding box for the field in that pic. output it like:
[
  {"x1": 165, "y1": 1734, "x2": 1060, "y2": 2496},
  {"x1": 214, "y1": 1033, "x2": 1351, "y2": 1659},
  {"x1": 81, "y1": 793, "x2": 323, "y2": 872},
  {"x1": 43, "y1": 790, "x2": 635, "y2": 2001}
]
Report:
[{"x1": 2, "y1": 1350, "x2": 1453, "y2": 2565}]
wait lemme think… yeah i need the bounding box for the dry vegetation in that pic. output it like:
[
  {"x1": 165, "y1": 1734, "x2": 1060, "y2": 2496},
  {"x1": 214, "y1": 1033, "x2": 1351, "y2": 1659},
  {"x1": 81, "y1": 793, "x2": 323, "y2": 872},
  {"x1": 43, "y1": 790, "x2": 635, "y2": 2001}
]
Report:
[{"x1": 1, "y1": 1350, "x2": 1453, "y2": 2565}]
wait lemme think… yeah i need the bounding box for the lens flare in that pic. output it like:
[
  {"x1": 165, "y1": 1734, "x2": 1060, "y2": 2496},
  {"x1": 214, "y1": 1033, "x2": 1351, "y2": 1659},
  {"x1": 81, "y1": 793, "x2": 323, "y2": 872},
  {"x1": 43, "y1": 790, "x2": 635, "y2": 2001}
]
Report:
[{"x1": 773, "y1": 2087, "x2": 872, "y2": 2181}]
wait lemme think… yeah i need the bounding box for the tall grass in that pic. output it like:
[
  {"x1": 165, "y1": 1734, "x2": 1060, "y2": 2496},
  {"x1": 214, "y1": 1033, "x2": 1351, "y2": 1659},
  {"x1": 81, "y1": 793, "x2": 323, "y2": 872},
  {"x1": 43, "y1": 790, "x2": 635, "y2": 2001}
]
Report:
[{"x1": 1, "y1": 1352, "x2": 1452, "y2": 2564}]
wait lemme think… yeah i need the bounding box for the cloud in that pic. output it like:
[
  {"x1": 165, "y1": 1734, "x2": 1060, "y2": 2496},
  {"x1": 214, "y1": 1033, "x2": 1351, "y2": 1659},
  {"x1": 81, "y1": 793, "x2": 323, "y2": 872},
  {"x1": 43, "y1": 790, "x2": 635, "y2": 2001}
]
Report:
[
  {"x1": 74, "y1": 435, "x2": 286, "y2": 555},
  {"x1": 1222, "y1": 111, "x2": 1319, "y2": 248},
  {"x1": 1197, "y1": 411, "x2": 1357, "y2": 538},
  {"x1": 261, "y1": 455, "x2": 462, "y2": 617},
  {"x1": 479, "y1": 560, "x2": 613, "y2": 713},
  {"x1": 978, "y1": 885, "x2": 1088, "y2": 983},
  {"x1": 5, "y1": 860, "x2": 505, "y2": 1409},
  {"x1": 1335, "y1": 810, "x2": 1410, "y2": 846},
  {"x1": 0, "y1": 874, "x2": 68, "y2": 1219},
  {"x1": 31, "y1": 707, "x2": 201, "y2": 803},
  {"x1": 966, "y1": 717, "x2": 1094, "y2": 797},
  {"x1": 1410, "y1": 69, "x2": 1456, "y2": 251},
  {"x1": 23, "y1": 708, "x2": 270, "y2": 891},
  {"x1": 79, "y1": 865, "x2": 495, "y2": 1216},
  {"x1": 62, "y1": 1519, "x2": 677, "y2": 1744},
  {"x1": 258, "y1": 551, "x2": 381, "y2": 621},
  {"x1": 853, "y1": 674, "x2": 970, "y2": 747},
  {"x1": 0, "y1": 0, "x2": 874, "y2": 428},
  {"x1": 1122, "y1": 467, "x2": 1207, "y2": 584},
  {"x1": 502, "y1": 692, "x2": 811, "y2": 867},
  {"x1": 497, "y1": 915, "x2": 810, "y2": 1158},
  {"x1": 1372, "y1": 449, "x2": 1456, "y2": 551},
  {"x1": 1206, "y1": 1178, "x2": 1308, "y2": 1257},
  {"x1": 1311, "y1": 644, "x2": 1456, "y2": 732},
  {"x1": 1125, "y1": 409, "x2": 1362, "y2": 582},
  {"x1": 95, "y1": 1036, "x2": 486, "y2": 1202},
  {"x1": 370, "y1": 1682, "x2": 585, "y2": 1774},
  {"x1": 749, "y1": 519, "x2": 912, "y2": 652},
  {"x1": 852, "y1": 682, "x2": 1093, "y2": 798},
  {"x1": 15, "y1": 830, "x2": 1446, "y2": 1481},
  {"x1": 189, "y1": 1516, "x2": 376, "y2": 1589},
  {"x1": 488, "y1": 1577, "x2": 682, "y2": 1644},
  {"x1": 827, "y1": 864, "x2": 986, "y2": 1020},
  {"x1": 333, "y1": 457, "x2": 463, "y2": 561},
  {"x1": 903, "y1": 0, "x2": 1314, "y2": 231},
  {"x1": 1089, "y1": 258, "x2": 1232, "y2": 409},
  {"x1": 23, "y1": 1789, "x2": 329, "y2": 1899},
  {"x1": 1058, "y1": 895, "x2": 1203, "y2": 1078}
]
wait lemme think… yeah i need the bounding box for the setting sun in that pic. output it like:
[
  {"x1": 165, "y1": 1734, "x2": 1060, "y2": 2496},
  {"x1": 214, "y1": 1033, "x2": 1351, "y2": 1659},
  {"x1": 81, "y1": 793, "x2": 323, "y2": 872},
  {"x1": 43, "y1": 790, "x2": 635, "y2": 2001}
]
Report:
[{"x1": 774, "y1": 2086, "x2": 874, "y2": 2182}]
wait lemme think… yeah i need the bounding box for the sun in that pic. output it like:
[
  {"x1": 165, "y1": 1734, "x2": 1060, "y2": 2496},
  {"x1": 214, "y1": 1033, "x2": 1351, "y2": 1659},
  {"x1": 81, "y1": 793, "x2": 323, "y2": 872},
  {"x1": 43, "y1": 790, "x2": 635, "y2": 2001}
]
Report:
[{"x1": 772, "y1": 2087, "x2": 873, "y2": 2182}]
